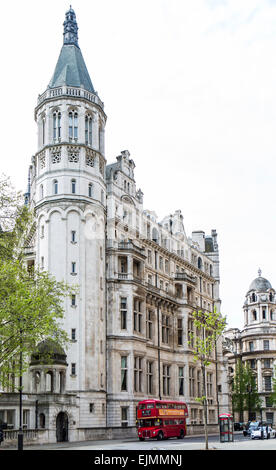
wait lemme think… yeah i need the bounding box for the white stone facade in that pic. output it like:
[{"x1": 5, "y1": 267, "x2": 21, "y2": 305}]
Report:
[
  {"x1": 224, "y1": 271, "x2": 276, "y2": 424},
  {"x1": 0, "y1": 8, "x2": 229, "y2": 443}
]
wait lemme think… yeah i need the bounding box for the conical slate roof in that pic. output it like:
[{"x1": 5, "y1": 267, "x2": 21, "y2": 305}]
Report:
[
  {"x1": 48, "y1": 7, "x2": 94, "y2": 93},
  {"x1": 48, "y1": 45, "x2": 95, "y2": 92}
]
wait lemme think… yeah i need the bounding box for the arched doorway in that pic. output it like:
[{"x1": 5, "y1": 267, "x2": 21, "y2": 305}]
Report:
[{"x1": 56, "y1": 412, "x2": 69, "y2": 442}]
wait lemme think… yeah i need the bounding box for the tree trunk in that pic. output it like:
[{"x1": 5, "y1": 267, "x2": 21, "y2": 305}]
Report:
[{"x1": 202, "y1": 362, "x2": 208, "y2": 450}]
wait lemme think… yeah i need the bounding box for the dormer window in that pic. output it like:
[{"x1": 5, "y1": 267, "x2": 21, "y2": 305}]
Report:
[{"x1": 69, "y1": 111, "x2": 78, "y2": 140}]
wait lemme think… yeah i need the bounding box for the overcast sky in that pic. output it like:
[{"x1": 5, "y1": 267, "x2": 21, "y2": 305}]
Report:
[{"x1": 1, "y1": 0, "x2": 276, "y2": 329}]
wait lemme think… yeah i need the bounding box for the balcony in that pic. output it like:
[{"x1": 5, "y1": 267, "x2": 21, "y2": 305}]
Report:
[
  {"x1": 118, "y1": 241, "x2": 146, "y2": 258},
  {"x1": 117, "y1": 273, "x2": 144, "y2": 285},
  {"x1": 174, "y1": 272, "x2": 197, "y2": 285}
]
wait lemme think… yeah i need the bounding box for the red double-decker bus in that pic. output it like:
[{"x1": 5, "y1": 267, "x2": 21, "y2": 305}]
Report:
[{"x1": 137, "y1": 399, "x2": 188, "y2": 441}]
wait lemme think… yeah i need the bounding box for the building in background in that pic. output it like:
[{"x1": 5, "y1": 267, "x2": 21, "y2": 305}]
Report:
[
  {"x1": 0, "y1": 7, "x2": 228, "y2": 444},
  {"x1": 224, "y1": 270, "x2": 276, "y2": 425}
]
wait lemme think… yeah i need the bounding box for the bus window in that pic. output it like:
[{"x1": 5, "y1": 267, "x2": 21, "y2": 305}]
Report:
[
  {"x1": 147, "y1": 404, "x2": 155, "y2": 409},
  {"x1": 138, "y1": 419, "x2": 161, "y2": 427},
  {"x1": 139, "y1": 404, "x2": 146, "y2": 409}
]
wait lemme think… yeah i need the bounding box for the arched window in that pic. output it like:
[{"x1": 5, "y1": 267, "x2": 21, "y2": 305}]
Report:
[
  {"x1": 198, "y1": 257, "x2": 202, "y2": 270},
  {"x1": 46, "y1": 371, "x2": 54, "y2": 392},
  {"x1": 53, "y1": 111, "x2": 61, "y2": 140},
  {"x1": 42, "y1": 117, "x2": 45, "y2": 145},
  {"x1": 251, "y1": 293, "x2": 256, "y2": 302},
  {"x1": 69, "y1": 111, "x2": 78, "y2": 140},
  {"x1": 88, "y1": 183, "x2": 93, "y2": 197},
  {"x1": 71, "y1": 179, "x2": 76, "y2": 194},
  {"x1": 53, "y1": 180, "x2": 58, "y2": 195},
  {"x1": 34, "y1": 371, "x2": 41, "y2": 392},
  {"x1": 53, "y1": 113, "x2": 57, "y2": 140},
  {"x1": 252, "y1": 310, "x2": 257, "y2": 321},
  {"x1": 40, "y1": 184, "x2": 44, "y2": 199},
  {"x1": 152, "y1": 227, "x2": 159, "y2": 244},
  {"x1": 85, "y1": 115, "x2": 93, "y2": 146},
  {"x1": 39, "y1": 413, "x2": 46, "y2": 428}
]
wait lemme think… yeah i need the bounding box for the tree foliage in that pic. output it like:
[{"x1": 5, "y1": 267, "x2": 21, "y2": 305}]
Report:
[
  {"x1": 232, "y1": 359, "x2": 262, "y2": 421},
  {"x1": 0, "y1": 174, "x2": 74, "y2": 389},
  {"x1": 189, "y1": 307, "x2": 227, "y2": 450},
  {"x1": 190, "y1": 307, "x2": 227, "y2": 366},
  {"x1": 269, "y1": 365, "x2": 276, "y2": 406}
]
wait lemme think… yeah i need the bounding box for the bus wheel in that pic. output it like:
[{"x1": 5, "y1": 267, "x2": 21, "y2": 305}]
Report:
[
  {"x1": 178, "y1": 430, "x2": 185, "y2": 439},
  {"x1": 157, "y1": 432, "x2": 164, "y2": 441},
  {"x1": 139, "y1": 437, "x2": 145, "y2": 441}
]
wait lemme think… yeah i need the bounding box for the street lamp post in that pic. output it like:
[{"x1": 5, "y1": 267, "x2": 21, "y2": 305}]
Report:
[
  {"x1": 248, "y1": 385, "x2": 252, "y2": 422},
  {"x1": 17, "y1": 329, "x2": 23, "y2": 451}
]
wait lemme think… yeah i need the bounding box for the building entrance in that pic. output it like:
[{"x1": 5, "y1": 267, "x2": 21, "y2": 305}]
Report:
[{"x1": 56, "y1": 412, "x2": 68, "y2": 442}]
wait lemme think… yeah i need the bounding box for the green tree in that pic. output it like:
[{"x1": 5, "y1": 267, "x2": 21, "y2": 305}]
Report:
[
  {"x1": 189, "y1": 307, "x2": 226, "y2": 450},
  {"x1": 232, "y1": 359, "x2": 262, "y2": 422},
  {"x1": 270, "y1": 365, "x2": 276, "y2": 406},
  {"x1": 0, "y1": 174, "x2": 74, "y2": 388}
]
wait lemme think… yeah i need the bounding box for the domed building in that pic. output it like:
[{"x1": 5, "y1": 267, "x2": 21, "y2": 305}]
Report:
[{"x1": 224, "y1": 270, "x2": 276, "y2": 425}]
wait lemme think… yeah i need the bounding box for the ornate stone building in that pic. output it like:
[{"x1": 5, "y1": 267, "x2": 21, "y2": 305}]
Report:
[
  {"x1": 224, "y1": 270, "x2": 276, "y2": 425},
  {"x1": 0, "y1": 8, "x2": 229, "y2": 444}
]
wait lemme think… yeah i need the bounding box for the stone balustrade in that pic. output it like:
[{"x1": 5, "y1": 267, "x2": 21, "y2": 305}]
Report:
[{"x1": 37, "y1": 86, "x2": 104, "y2": 110}]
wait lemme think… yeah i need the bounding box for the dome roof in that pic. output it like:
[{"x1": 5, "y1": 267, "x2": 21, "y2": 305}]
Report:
[
  {"x1": 30, "y1": 339, "x2": 67, "y2": 366},
  {"x1": 249, "y1": 270, "x2": 272, "y2": 292}
]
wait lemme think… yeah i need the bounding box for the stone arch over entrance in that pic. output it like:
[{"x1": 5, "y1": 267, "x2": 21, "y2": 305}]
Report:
[{"x1": 56, "y1": 411, "x2": 69, "y2": 442}]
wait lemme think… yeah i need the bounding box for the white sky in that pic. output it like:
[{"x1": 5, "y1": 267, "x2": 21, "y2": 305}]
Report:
[{"x1": 1, "y1": 0, "x2": 276, "y2": 329}]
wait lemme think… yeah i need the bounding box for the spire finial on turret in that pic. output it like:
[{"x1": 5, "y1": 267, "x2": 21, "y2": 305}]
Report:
[
  {"x1": 63, "y1": 6, "x2": 79, "y2": 47},
  {"x1": 258, "y1": 268, "x2": 262, "y2": 277}
]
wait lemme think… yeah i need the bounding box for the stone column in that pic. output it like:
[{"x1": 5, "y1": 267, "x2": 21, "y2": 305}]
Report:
[
  {"x1": 183, "y1": 282, "x2": 188, "y2": 302},
  {"x1": 53, "y1": 369, "x2": 58, "y2": 393},
  {"x1": 127, "y1": 255, "x2": 132, "y2": 279},
  {"x1": 257, "y1": 359, "x2": 262, "y2": 393},
  {"x1": 61, "y1": 102, "x2": 67, "y2": 142},
  {"x1": 41, "y1": 370, "x2": 46, "y2": 393}
]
